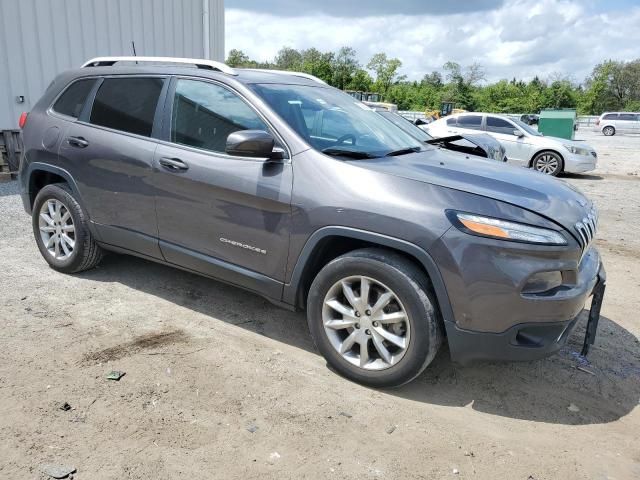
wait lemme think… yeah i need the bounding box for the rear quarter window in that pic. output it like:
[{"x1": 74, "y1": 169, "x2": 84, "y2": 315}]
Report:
[
  {"x1": 52, "y1": 79, "x2": 96, "y2": 118},
  {"x1": 89, "y1": 77, "x2": 164, "y2": 137},
  {"x1": 602, "y1": 113, "x2": 618, "y2": 120},
  {"x1": 457, "y1": 115, "x2": 482, "y2": 130}
]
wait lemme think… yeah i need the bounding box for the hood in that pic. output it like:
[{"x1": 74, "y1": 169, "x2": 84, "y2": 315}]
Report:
[
  {"x1": 426, "y1": 133, "x2": 505, "y2": 161},
  {"x1": 540, "y1": 135, "x2": 594, "y2": 150},
  {"x1": 348, "y1": 149, "x2": 593, "y2": 235}
]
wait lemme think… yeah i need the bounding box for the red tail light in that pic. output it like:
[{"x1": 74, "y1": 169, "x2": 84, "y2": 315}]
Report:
[
  {"x1": 595, "y1": 119, "x2": 600, "y2": 126},
  {"x1": 18, "y1": 112, "x2": 28, "y2": 129}
]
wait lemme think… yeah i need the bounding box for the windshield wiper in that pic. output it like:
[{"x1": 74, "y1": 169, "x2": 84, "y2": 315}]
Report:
[
  {"x1": 384, "y1": 146, "x2": 421, "y2": 157},
  {"x1": 321, "y1": 148, "x2": 378, "y2": 159}
]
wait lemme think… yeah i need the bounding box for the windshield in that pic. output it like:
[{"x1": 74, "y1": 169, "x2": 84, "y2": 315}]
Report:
[
  {"x1": 250, "y1": 83, "x2": 424, "y2": 157},
  {"x1": 377, "y1": 111, "x2": 433, "y2": 142},
  {"x1": 512, "y1": 118, "x2": 542, "y2": 136}
]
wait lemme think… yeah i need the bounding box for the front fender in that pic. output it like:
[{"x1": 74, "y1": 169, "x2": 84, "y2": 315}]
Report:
[{"x1": 282, "y1": 226, "x2": 455, "y2": 326}]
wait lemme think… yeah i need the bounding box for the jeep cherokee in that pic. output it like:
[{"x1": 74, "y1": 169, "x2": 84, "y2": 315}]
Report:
[{"x1": 19, "y1": 57, "x2": 605, "y2": 387}]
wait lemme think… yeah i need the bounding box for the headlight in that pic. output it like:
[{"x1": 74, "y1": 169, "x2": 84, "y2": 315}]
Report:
[
  {"x1": 447, "y1": 211, "x2": 567, "y2": 245},
  {"x1": 563, "y1": 144, "x2": 591, "y2": 156}
]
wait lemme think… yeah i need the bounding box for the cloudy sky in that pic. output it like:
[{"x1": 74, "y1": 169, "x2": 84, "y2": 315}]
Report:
[{"x1": 225, "y1": 0, "x2": 640, "y2": 84}]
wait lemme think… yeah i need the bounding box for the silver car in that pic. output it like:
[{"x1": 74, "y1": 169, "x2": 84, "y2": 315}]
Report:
[
  {"x1": 595, "y1": 112, "x2": 640, "y2": 136},
  {"x1": 427, "y1": 112, "x2": 598, "y2": 176}
]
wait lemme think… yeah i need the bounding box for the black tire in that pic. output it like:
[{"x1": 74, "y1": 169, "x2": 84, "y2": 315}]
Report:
[
  {"x1": 32, "y1": 183, "x2": 103, "y2": 273},
  {"x1": 531, "y1": 150, "x2": 563, "y2": 176},
  {"x1": 306, "y1": 248, "x2": 442, "y2": 388},
  {"x1": 602, "y1": 125, "x2": 615, "y2": 136}
]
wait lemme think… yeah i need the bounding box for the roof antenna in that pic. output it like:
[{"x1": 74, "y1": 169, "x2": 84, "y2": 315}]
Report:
[{"x1": 131, "y1": 41, "x2": 138, "y2": 64}]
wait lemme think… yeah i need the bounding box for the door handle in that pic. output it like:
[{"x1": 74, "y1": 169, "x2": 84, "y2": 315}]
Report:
[
  {"x1": 159, "y1": 157, "x2": 189, "y2": 171},
  {"x1": 67, "y1": 136, "x2": 89, "y2": 148}
]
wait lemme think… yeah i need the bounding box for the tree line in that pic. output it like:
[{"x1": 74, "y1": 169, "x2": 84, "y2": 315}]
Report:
[{"x1": 226, "y1": 47, "x2": 640, "y2": 115}]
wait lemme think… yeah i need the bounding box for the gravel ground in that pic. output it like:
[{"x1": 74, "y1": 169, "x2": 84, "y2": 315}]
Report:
[{"x1": 0, "y1": 135, "x2": 639, "y2": 479}]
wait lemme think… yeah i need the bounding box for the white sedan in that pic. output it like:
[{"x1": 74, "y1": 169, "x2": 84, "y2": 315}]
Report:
[{"x1": 425, "y1": 112, "x2": 597, "y2": 176}]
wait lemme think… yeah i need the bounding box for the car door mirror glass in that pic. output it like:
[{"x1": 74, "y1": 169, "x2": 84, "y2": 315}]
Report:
[
  {"x1": 514, "y1": 129, "x2": 524, "y2": 137},
  {"x1": 226, "y1": 130, "x2": 277, "y2": 159}
]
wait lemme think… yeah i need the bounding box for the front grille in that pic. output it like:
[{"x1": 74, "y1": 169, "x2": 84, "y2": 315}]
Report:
[{"x1": 574, "y1": 206, "x2": 598, "y2": 251}]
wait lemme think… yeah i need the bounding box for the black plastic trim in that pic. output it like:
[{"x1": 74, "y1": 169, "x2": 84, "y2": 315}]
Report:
[{"x1": 282, "y1": 226, "x2": 455, "y2": 325}]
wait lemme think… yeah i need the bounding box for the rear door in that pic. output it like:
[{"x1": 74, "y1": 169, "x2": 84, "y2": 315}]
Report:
[
  {"x1": 152, "y1": 77, "x2": 293, "y2": 297},
  {"x1": 58, "y1": 76, "x2": 167, "y2": 258},
  {"x1": 450, "y1": 114, "x2": 484, "y2": 135},
  {"x1": 485, "y1": 116, "x2": 533, "y2": 166}
]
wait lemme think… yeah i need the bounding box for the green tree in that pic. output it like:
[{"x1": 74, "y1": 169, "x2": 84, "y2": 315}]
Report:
[
  {"x1": 421, "y1": 71, "x2": 443, "y2": 88},
  {"x1": 299, "y1": 48, "x2": 334, "y2": 84},
  {"x1": 275, "y1": 47, "x2": 303, "y2": 70},
  {"x1": 332, "y1": 46, "x2": 359, "y2": 90},
  {"x1": 348, "y1": 69, "x2": 373, "y2": 92},
  {"x1": 226, "y1": 49, "x2": 250, "y2": 67},
  {"x1": 367, "y1": 53, "x2": 403, "y2": 94}
]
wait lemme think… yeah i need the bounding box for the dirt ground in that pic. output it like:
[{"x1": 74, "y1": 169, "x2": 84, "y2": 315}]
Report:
[{"x1": 1, "y1": 130, "x2": 639, "y2": 479}]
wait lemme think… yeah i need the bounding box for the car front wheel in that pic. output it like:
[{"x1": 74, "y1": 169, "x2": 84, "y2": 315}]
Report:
[
  {"x1": 307, "y1": 248, "x2": 442, "y2": 388},
  {"x1": 532, "y1": 151, "x2": 563, "y2": 176}
]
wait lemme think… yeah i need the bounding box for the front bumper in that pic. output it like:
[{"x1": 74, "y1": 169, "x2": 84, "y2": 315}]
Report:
[
  {"x1": 563, "y1": 151, "x2": 597, "y2": 173},
  {"x1": 429, "y1": 225, "x2": 605, "y2": 363},
  {"x1": 444, "y1": 263, "x2": 605, "y2": 364}
]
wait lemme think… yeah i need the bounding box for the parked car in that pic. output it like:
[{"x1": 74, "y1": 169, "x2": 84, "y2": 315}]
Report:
[
  {"x1": 374, "y1": 109, "x2": 507, "y2": 162},
  {"x1": 594, "y1": 112, "x2": 640, "y2": 136},
  {"x1": 426, "y1": 112, "x2": 597, "y2": 176},
  {"x1": 19, "y1": 57, "x2": 605, "y2": 387},
  {"x1": 520, "y1": 114, "x2": 539, "y2": 125}
]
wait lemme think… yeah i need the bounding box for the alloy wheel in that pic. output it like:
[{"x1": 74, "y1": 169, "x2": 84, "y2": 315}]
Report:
[
  {"x1": 322, "y1": 275, "x2": 410, "y2": 370},
  {"x1": 534, "y1": 154, "x2": 560, "y2": 175},
  {"x1": 38, "y1": 199, "x2": 76, "y2": 260}
]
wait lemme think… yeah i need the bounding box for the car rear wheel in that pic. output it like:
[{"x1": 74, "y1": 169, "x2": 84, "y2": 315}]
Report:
[
  {"x1": 532, "y1": 151, "x2": 563, "y2": 176},
  {"x1": 32, "y1": 183, "x2": 103, "y2": 273},
  {"x1": 307, "y1": 248, "x2": 442, "y2": 388},
  {"x1": 602, "y1": 126, "x2": 615, "y2": 136}
]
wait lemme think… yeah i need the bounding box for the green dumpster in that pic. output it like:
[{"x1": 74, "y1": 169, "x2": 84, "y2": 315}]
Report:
[{"x1": 538, "y1": 109, "x2": 576, "y2": 140}]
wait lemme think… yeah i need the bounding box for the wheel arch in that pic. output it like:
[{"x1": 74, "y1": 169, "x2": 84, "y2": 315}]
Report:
[
  {"x1": 23, "y1": 163, "x2": 83, "y2": 213},
  {"x1": 283, "y1": 227, "x2": 455, "y2": 325}
]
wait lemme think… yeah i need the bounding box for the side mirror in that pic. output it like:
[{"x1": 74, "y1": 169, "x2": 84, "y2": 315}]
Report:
[
  {"x1": 226, "y1": 130, "x2": 283, "y2": 159},
  {"x1": 513, "y1": 129, "x2": 524, "y2": 138}
]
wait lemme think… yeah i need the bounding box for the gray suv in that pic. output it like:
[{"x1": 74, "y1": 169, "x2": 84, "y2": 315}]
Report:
[{"x1": 19, "y1": 57, "x2": 606, "y2": 387}]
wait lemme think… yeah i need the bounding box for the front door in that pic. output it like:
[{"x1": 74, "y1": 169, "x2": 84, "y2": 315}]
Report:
[
  {"x1": 485, "y1": 116, "x2": 533, "y2": 166},
  {"x1": 152, "y1": 78, "x2": 293, "y2": 297}
]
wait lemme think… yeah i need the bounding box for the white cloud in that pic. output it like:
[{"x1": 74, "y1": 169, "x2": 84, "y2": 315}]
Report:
[{"x1": 225, "y1": 0, "x2": 640, "y2": 83}]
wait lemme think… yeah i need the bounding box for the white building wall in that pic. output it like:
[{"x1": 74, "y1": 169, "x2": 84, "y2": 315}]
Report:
[{"x1": 0, "y1": 0, "x2": 225, "y2": 129}]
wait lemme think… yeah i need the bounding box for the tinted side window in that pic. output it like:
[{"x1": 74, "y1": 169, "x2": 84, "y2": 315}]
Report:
[
  {"x1": 52, "y1": 79, "x2": 96, "y2": 118},
  {"x1": 457, "y1": 115, "x2": 482, "y2": 130},
  {"x1": 446, "y1": 117, "x2": 457, "y2": 126},
  {"x1": 602, "y1": 113, "x2": 618, "y2": 120},
  {"x1": 486, "y1": 116, "x2": 516, "y2": 135},
  {"x1": 171, "y1": 79, "x2": 268, "y2": 153},
  {"x1": 618, "y1": 113, "x2": 637, "y2": 121},
  {"x1": 90, "y1": 77, "x2": 164, "y2": 137}
]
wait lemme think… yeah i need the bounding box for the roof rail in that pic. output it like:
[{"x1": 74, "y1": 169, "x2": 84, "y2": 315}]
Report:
[
  {"x1": 81, "y1": 56, "x2": 237, "y2": 75},
  {"x1": 248, "y1": 69, "x2": 327, "y2": 85}
]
